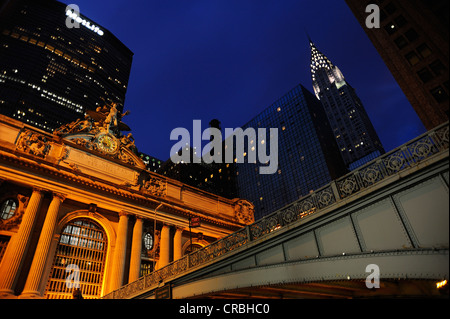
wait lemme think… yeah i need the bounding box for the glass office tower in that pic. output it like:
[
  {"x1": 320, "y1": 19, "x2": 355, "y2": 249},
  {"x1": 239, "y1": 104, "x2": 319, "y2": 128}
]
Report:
[
  {"x1": 235, "y1": 84, "x2": 347, "y2": 220},
  {"x1": 0, "y1": 0, "x2": 133, "y2": 132}
]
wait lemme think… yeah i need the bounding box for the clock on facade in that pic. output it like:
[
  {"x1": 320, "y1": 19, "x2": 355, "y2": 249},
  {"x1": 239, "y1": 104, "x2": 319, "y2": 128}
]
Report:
[{"x1": 96, "y1": 133, "x2": 119, "y2": 154}]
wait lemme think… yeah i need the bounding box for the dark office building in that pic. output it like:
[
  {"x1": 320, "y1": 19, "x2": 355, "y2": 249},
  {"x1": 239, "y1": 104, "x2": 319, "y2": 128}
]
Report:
[
  {"x1": 138, "y1": 152, "x2": 163, "y2": 173},
  {"x1": 310, "y1": 39, "x2": 385, "y2": 170},
  {"x1": 345, "y1": 0, "x2": 449, "y2": 130},
  {"x1": 0, "y1": 0, "x2": 133, "y2": 132},
  {"x1": 157, "y1": 120, "x2": 238, "y2": 199},
  {"x1": 234, "y1": 84, "x2": 347, "y2": 220}
]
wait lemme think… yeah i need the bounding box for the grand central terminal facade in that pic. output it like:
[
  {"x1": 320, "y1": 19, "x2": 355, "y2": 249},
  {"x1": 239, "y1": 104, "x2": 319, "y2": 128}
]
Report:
[{"x1": 0, "y1": 105, "x2": 254, "y2": 299}]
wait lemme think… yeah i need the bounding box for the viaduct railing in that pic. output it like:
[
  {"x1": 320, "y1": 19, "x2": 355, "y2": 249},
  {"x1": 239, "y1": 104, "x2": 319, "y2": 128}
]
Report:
[{"x1": 103, "y1": 122, "x2": 449, "y2": 299}]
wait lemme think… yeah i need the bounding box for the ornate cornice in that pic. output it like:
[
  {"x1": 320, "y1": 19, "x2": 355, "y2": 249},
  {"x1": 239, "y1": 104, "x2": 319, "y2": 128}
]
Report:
[{"x1": 0, "y1": 148, "x2": 242, "y2": 230}]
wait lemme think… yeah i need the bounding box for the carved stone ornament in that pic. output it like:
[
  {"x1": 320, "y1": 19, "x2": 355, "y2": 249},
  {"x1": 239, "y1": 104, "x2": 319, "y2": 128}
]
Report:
[
  {"x1": 141, "y1": 177, "x2": 167, "y2": 197},
  {"x1": 16, "y1": 130, "x2": 50, "y2": 158},
  {"x1": 233, "y1": 199, "x2": 255, "y2": 224},
  {"x1": 52, "y1": 102, "x2": 145, "y2": 169}
]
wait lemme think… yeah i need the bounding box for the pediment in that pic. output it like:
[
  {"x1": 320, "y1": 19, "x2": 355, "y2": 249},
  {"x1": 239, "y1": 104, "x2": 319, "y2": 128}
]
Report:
[{"x1": 53, "y1": 102, "x2": 146, "y2": 170}]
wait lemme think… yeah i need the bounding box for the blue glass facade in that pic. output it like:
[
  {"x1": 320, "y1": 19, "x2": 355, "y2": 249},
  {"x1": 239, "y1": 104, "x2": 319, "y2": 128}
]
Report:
[{"x1": 235, "y1": 84, "x2": 347, "y2": 220}]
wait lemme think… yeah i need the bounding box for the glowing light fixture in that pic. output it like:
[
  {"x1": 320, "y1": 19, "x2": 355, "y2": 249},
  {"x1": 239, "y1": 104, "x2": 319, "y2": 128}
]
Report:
[{"x1": 436, "y1": 279, "x2": 447, "y2": 289}]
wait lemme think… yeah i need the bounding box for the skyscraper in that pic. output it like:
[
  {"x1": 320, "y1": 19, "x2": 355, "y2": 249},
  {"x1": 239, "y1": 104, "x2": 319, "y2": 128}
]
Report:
[
  {"x1": 234, "y1": 84, "x2": 347, "y2": 220},
  {"x1": 310, "y1": 39, "x2": 385, "y2": 170},
  {"x1": 157, "y1": 119, "x2": 238, "y2": 199},
  {"x1": 345, "y1": 0, "x2": 449, "y2": 131},
  {"x1": 0, "y1": 0, "x2": 133, "y2": 132}
]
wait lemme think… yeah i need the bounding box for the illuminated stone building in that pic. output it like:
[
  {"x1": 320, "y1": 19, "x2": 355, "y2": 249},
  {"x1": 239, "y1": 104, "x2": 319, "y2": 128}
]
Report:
[
  {"x1": 0, "y1": 105, "x2": 254, "y2": 299},
  {"x1": 0, "y1": 0, "x2": 133, "y2": 132}
]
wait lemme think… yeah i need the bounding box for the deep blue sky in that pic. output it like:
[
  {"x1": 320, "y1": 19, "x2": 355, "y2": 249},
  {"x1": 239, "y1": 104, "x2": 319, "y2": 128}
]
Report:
[{"x1": 61, "y1": 0, "x2": 425, "y2": 161}]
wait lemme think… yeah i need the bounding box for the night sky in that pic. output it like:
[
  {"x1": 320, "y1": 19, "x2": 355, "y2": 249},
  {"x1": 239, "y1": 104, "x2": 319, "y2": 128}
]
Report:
[{"x1": 61, "y1": 0, "x2": 425, "y2": 161}]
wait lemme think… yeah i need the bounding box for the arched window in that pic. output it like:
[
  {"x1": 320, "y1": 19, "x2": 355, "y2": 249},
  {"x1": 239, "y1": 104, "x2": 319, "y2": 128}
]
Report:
[{"x1": 44, "y1": 218, "x2": 107, "y2": 299}]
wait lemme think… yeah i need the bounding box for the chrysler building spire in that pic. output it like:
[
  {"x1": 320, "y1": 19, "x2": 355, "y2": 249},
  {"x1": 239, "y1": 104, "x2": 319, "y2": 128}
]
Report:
[
  {"x1": 309, "y1": 39, "x2": 346, "y2": 100},
  {"x1": 308, "y1": 39, "x2": 385, "y2": 170}
]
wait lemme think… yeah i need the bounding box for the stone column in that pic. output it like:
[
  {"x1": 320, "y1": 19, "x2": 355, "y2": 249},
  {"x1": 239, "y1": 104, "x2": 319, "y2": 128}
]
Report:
[
  {"x1": 109, "y1": 211, "x2": 129, "y2": 292},
  {"x1": 159, "y1": 225, "x2": 171, "y2": 268},
  {"x1": 173, "y1": 227, "x2": 184, "y2": 261},
  {"x1": 128, "y1": 217, "x2": 143, "y2": 283},
  {"x1": 0, "y1": 188, "x2": 44, "y2": 298},
  {"x1": 20, "y1": 193, "x2": 65, "y2": 298}
]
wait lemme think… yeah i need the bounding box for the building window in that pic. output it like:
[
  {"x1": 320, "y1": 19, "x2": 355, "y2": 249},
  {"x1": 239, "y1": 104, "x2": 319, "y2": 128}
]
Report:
[
  {"x1": 404, "y1": 28, "x2": 419, "y2": 42},
  {"x1": 0, "y1": 199, "x2": 17, "y2": 220},
  {"x1": 44, "y1": 218, "x2": 107, "y2": 299},
  {"x1": 430, "y1": 86, "x2": 449, "y2": 103},
  {"x1": 143, "y1": 232, "x2": 153, "y2": 250},
  {"x1": 140, "y1": 260, "x2": 153, "y2": 277},
  {"x1": 394, "y1": 15, "x2": 407, "y2": 28},
  {"x1": 417, "y1": 43, "x2": 432, "y2": 59},
  {"x1": 417, "y1": 67, "x2": 434, "y2": 83},
  {"x1": 429, "y1": 60, "x2": 446, "y2": 76},
  {"x1": 384, "y1": 2, "x2": 397, "y2": 15},
  {"x1": 394, "y1": 35, "x2": 408, "y2": 49},
  {"x1": 405, "y1": 51, "x2": 420, "y2": 66},
  {"x1": 384, "y1": 22, "x2": 397, "y2": 35}
]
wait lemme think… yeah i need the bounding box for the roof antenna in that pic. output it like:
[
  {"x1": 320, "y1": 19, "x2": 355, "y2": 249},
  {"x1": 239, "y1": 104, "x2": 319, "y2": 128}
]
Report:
[{"x1": 304, "y1": 27, "x2": 313, "y2": 44}]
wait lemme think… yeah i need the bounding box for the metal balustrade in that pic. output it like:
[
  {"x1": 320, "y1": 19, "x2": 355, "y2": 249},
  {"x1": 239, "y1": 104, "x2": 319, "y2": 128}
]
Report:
[{"x1": 103, "y1": 122, "x2": 449, "y2": 299}]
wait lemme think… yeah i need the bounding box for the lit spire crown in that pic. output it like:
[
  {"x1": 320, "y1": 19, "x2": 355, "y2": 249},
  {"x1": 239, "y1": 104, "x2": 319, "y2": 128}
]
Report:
[{"x1": 309, "y1": 40, "x2": 346, "y2": 99}]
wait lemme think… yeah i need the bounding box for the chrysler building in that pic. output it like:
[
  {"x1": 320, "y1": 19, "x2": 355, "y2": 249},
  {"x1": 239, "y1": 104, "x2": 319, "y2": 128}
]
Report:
[{"x1": 310, "y1": 39, "x2": 385, "y2": 170}]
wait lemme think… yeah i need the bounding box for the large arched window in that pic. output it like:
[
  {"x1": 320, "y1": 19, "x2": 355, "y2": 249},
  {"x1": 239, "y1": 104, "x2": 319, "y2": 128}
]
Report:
[{"x1": 44, "y1": 218, "x2": 107, "y2": 299}]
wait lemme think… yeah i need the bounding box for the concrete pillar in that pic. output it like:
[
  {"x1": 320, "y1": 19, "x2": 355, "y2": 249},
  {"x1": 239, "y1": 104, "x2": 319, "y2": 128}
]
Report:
[
  {"x1": 0, "y1": 188, "x2": 44, "y2": 298},
  {"x1": 109, "y1": 211, "x2": 129, "y2": 292},
  {"x1": 128, "y1": 217, "x2": 143, "y2": 283},
  {"x1": 20, "y1": 193, "x2": 65, "y2": 298},
  {"x1": 159, "y1": 225, "x2": 171, "y2": 268},
  {"x1": 173, "y1": 227, "x2": 183, "y2": 261}
]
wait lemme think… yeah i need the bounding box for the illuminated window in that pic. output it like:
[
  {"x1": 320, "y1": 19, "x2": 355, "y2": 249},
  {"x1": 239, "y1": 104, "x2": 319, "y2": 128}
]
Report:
[
  {"x1": 44, "y1": 219, "x2": 107, "y2": 299},
  {"x1": 143, "y1": 233, "x2": 153, "y2": 250},
  {"x1": 0, "y1": 199, "x2": 17, "y2": 220},
  {"x1": 384, "y1": 23, "x2": 397, "y2": 35},
  {"x1": 45, "y1": 44, "x2": 54, "y2": 52}
]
